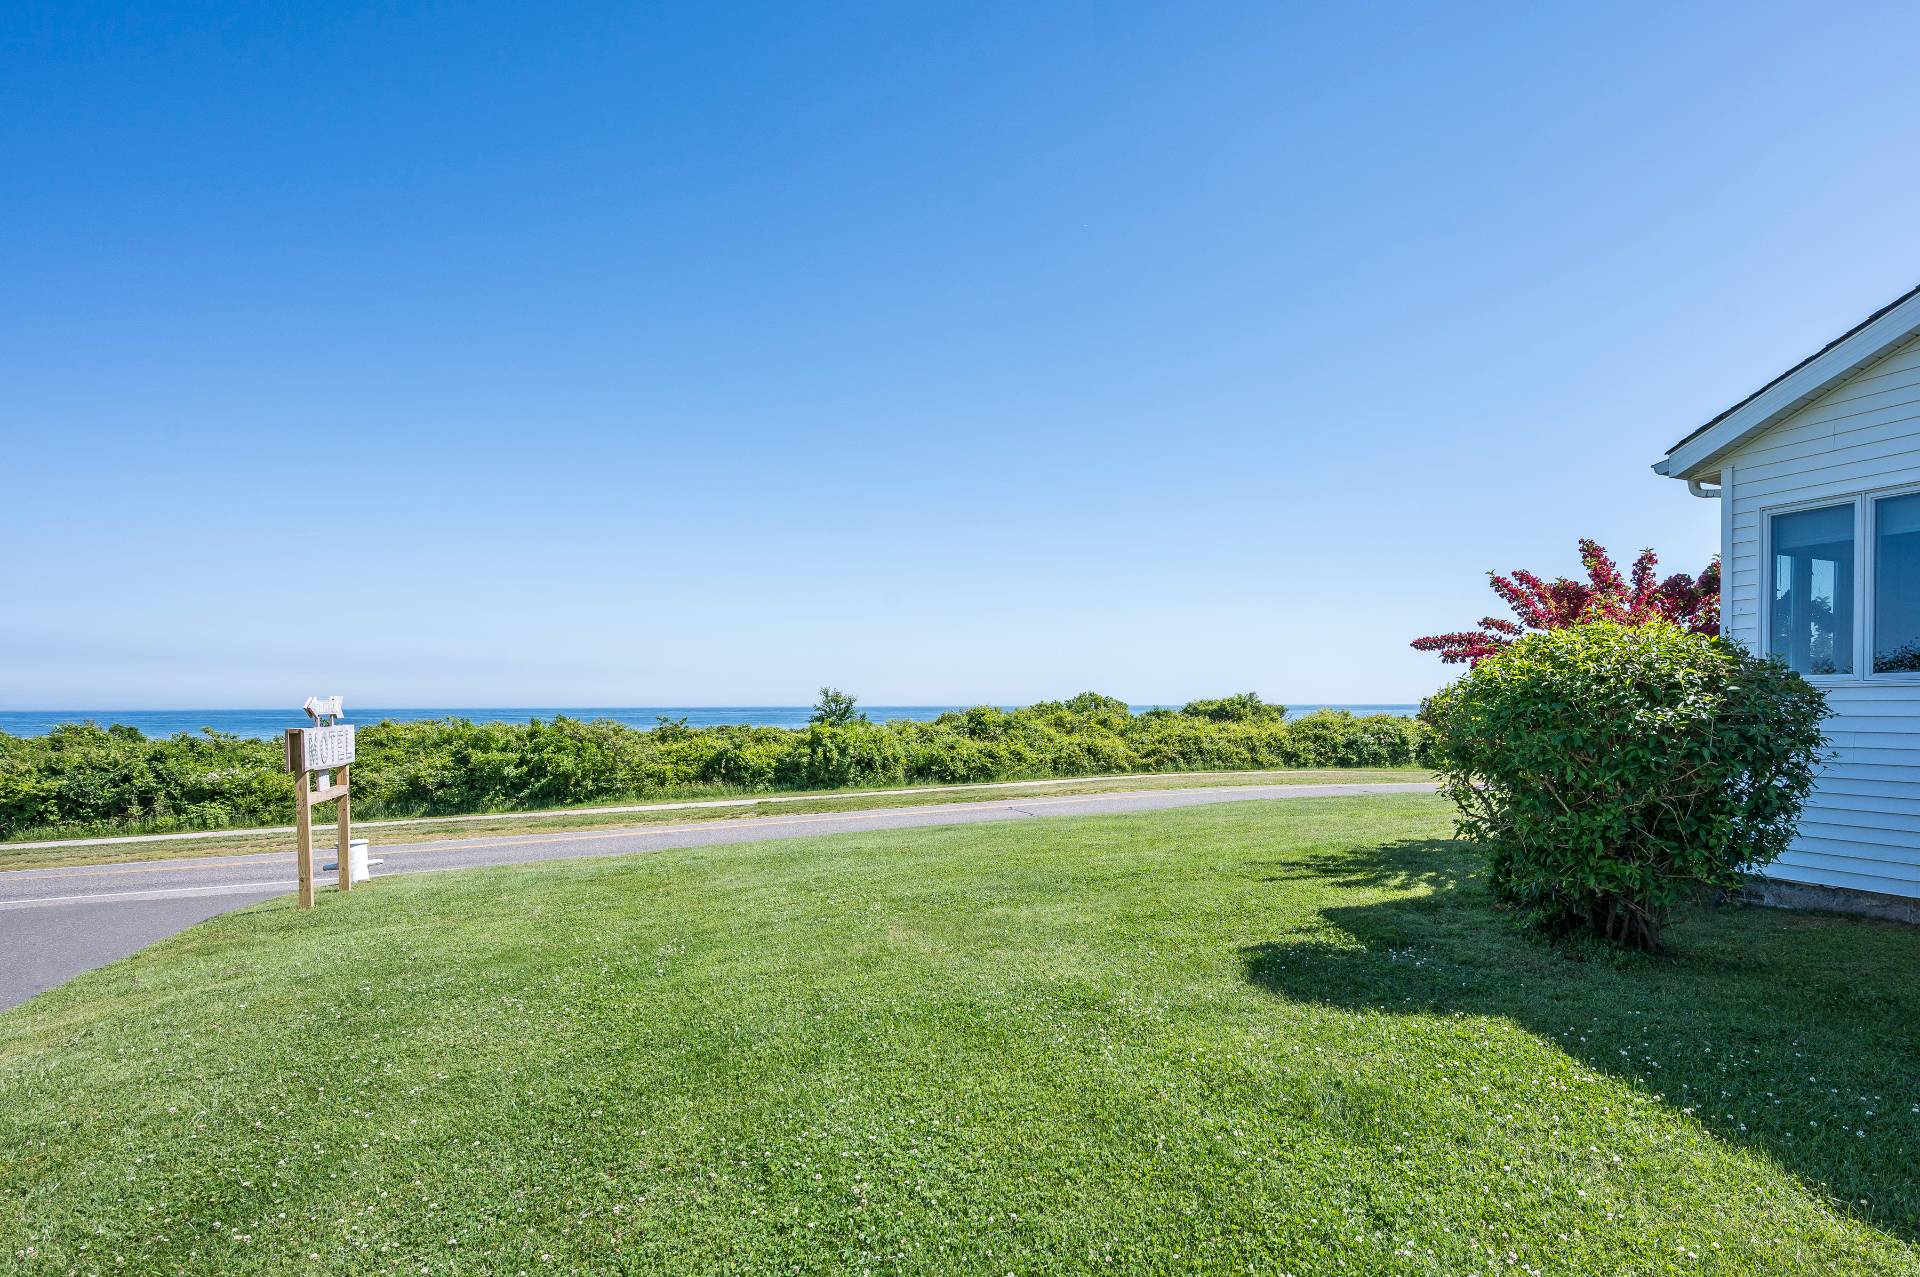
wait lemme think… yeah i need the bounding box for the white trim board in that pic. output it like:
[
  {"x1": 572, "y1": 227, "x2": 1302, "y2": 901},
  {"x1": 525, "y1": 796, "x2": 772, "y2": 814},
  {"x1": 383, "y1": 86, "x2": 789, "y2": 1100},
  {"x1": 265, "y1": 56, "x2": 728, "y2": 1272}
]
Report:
[{"x1": 1657, "y1": 288, "x2": 1920, "y2": 483}]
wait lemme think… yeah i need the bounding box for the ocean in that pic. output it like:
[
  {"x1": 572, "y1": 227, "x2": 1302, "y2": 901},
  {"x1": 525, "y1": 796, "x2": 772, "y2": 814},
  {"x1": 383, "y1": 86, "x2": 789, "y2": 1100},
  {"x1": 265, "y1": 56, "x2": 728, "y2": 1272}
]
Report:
[{"x1": 0, "y1": 704, "x2": 1422, "y2": 740}]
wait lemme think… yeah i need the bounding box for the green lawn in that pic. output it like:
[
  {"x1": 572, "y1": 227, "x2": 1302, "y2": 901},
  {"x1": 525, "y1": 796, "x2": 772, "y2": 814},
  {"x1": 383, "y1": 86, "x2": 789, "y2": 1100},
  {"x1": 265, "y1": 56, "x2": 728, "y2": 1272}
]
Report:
[{"x1": 2, "y1": 795, "x2": 1916, "y2": 1274}]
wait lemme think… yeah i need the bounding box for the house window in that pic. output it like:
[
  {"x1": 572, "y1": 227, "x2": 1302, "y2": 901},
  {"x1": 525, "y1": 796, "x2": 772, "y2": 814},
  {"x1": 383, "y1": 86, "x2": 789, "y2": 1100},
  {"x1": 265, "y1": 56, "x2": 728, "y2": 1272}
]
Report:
[
  {"x1": 1875, "y1": 493, "x2": 1920, "y2": 672},
  {"x1": 1770, "y1": 503, "x2": 1855, "y2": 674}
]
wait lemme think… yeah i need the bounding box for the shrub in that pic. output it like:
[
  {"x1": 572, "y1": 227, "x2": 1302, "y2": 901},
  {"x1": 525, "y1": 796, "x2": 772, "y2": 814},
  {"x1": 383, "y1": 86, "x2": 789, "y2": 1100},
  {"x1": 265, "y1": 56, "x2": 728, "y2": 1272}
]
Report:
[
  {"x1": 778, "y1": 723, "x2": 908, "y2": 789},
  {"x1": 1413, "y1": 539, "x2": 1720, "y2": 665},
  {"x1": 1423, "y1": 620, "x2": 1827, "y2": 951},
  {"x1": 1179, "y1": 692, "x2": 1286, "y2": 723},
  {"x1": 939, "y1": 706, "x2": 1014, "y2": 741},
  {"x1": 699, "y1": 737, "x2": 784, "y2": 790},
  {"x1": 906, "y1": 733, "x2": 1000, "y2": 783},
  {"x1": 1058, "y1": 692, "x2": 1135, "y2": 731}
]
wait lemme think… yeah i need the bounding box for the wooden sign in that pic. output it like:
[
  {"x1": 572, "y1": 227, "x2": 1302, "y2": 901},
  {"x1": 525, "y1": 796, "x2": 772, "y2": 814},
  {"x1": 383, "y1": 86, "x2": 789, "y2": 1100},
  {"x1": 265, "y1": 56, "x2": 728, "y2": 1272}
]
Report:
[
  {"x1": 290, "y1": 724, "x2": 356, "y2": 771},
  {"x1": 303, "y1": 694, "x2": 344, "y2": 721},
  {"x1": 285, "y1": 725, "x2": 355, "y2": 909}
]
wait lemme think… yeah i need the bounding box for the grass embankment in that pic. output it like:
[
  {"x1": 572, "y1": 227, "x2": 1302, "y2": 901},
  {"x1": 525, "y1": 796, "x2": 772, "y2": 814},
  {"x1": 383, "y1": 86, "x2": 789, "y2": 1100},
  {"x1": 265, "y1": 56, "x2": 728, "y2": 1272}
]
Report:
[
  {"x1": 3, "y1": 795, "x2": 1916, "y2": 1274},
  {"x1": 0, "y1": 767, "x2": 1432, "y2": 870}
]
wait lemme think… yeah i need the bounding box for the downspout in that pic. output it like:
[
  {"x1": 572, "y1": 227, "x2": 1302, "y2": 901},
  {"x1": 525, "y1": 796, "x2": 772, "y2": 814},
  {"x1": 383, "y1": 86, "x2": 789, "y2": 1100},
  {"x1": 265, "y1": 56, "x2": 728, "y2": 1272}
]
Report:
[{"x1": 1687, "y1": 472, "x2": 1729, "y2": 638}]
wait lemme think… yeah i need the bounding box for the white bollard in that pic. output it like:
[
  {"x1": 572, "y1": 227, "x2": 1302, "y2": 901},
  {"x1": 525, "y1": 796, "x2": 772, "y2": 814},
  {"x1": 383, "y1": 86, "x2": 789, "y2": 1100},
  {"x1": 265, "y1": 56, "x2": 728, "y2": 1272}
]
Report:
[{"x1": 347, "y1": 838, "x2": 371, "y2": 884}]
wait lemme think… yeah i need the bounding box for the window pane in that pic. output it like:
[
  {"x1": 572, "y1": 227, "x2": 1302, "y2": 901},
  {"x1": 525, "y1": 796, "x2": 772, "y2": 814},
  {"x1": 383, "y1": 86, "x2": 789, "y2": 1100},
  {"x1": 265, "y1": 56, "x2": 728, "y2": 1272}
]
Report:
[
  {"x1": 1875, "y1": 493, "x2": 1920, "y2": 671},
  {"x1": 1770, "y1": 504, "x2": 1854, "y2": 674}
]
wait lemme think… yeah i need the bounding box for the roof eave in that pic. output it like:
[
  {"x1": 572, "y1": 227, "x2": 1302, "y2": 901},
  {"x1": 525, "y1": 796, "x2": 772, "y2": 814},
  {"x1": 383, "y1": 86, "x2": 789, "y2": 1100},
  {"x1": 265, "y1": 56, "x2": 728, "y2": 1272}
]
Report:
[
  {"x1": 1651, "y1": 454, "x2": 1716, "y2": 483},
  {"x1": 1657, "y1": 283, "x2": 1920, "y2": 483}
]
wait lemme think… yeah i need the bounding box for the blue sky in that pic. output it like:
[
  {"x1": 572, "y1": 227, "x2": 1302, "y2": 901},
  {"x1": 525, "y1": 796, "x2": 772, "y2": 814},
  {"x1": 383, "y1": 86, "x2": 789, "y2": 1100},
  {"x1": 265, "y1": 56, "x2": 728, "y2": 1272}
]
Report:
[{"x1": 5, "y1": 2, "x2": 1919, "y2": 709}]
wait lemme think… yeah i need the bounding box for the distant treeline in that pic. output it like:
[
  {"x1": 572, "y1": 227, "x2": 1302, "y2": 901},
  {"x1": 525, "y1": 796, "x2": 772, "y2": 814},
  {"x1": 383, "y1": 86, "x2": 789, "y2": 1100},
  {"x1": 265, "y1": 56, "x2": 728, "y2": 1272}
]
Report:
[{"x1": 0, "y1": 692, "x2": 1428, "y2": 841}]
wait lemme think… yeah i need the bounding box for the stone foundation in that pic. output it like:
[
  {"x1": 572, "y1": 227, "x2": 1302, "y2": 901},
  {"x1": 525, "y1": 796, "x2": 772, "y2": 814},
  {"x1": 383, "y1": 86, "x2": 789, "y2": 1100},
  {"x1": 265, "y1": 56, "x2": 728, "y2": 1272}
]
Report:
[{"x1": 1745, "y1": 877, "x2": 1920, "y2": 925}]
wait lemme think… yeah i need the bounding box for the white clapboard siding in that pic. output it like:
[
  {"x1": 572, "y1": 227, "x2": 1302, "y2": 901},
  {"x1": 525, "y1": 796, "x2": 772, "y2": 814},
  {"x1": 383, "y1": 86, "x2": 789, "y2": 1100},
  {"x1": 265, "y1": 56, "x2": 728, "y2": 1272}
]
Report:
[{"x1": 1722, "y1": 332, "x2": 1920, "y2": 898}]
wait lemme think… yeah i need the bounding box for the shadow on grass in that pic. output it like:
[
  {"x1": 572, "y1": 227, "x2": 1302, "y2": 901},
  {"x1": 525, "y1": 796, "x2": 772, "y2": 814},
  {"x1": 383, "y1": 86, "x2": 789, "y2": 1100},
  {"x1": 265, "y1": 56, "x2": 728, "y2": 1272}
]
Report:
[{"x1": 1241, "y1": 838, "x2": 1920, "y2": 1242}]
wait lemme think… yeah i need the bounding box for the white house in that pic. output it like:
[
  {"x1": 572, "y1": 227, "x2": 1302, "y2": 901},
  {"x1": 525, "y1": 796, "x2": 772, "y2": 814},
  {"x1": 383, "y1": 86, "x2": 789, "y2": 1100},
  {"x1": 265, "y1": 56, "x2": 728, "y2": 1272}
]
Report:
[{"x1": 1656, "y1": 283, "x2": 1920, "y2": 915}]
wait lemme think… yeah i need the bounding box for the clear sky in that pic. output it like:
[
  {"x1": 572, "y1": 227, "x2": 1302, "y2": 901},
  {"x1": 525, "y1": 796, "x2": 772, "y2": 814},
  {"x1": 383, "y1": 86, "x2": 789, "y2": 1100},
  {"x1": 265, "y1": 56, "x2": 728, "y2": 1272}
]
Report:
[{"x1": 6, "y1": 2, "x2": 1919, "y2": 709}]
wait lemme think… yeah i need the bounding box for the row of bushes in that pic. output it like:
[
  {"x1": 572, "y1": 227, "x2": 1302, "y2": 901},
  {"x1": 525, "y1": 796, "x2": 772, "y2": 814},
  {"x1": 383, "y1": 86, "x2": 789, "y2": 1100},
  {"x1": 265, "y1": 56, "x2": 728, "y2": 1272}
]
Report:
[{"x1": 0, "y1": 694, "x2": 1429, "y2": 841}]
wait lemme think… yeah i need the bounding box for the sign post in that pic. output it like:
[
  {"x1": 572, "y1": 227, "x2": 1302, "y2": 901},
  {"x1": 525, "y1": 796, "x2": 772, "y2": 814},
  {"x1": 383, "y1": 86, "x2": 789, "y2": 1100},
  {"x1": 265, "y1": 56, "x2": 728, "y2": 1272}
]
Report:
[{"x1": 285, "y1": 697, "x2": 355, "y2": 909}]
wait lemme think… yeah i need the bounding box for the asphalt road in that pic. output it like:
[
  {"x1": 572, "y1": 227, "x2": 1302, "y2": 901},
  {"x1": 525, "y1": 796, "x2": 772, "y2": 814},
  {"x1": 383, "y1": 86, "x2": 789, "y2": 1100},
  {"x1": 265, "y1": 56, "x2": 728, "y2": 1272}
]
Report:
[{"x1": 0, "y1": 781, "x2": 1435, "y2": 1012}]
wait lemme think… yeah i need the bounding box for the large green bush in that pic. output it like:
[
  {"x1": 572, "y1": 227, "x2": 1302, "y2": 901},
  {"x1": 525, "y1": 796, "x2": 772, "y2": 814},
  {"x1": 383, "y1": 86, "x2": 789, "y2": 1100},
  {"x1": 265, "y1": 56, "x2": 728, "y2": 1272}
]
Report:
[
  {"x1": 1423, "y1": 621, "x2": 1827, "y2": 951},
  {"x1": 0, "y1": 693, "x2": 1430, "y2": 841}
]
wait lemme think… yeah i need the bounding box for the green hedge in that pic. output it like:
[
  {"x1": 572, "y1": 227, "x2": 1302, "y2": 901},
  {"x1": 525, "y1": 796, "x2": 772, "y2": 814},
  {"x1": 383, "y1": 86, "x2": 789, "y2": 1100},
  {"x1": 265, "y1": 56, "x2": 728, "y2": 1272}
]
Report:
[{"x1": 0, "y1": 694, "x2": 1429, "y2": 841}]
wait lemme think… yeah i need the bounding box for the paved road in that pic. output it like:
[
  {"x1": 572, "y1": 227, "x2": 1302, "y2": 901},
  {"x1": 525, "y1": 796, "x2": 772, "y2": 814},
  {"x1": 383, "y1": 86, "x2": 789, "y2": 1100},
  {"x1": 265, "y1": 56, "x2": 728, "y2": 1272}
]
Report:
[{"x1": 0, "y1": 782, "x2": 1434, "y2": 1012}]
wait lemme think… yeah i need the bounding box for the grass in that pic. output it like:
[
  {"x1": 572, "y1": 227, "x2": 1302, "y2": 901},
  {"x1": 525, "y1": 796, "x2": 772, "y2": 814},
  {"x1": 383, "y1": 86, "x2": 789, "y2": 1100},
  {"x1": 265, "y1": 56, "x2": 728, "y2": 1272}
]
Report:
[
  {"x1": 2, "y1": 795, "x2": 1916, "y2": 1274},
  {"x1": 0, "y1": 767, "x2": 1431, "y2": 870}
]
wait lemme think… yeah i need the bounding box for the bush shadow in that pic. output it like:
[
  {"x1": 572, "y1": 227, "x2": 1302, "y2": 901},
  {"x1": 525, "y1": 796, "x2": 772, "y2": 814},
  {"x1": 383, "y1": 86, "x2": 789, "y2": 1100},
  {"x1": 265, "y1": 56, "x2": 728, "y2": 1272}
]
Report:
[{"x1": 1240, "y1": 838, "x2": 1920, "y2": 1241}]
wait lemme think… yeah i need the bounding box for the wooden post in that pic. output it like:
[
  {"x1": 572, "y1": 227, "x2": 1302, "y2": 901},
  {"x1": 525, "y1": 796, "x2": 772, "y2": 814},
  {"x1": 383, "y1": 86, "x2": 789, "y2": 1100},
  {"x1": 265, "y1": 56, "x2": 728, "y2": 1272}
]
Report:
[
  {"x1": 285, "y1": 720, "x2": 354, "y2": 909},
  {"x1": 290, "y1": 732, "x2": 315, "y2": 911},
  {"x1": 335, "y1": 763, "x2": 353, "y2": 893}
]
